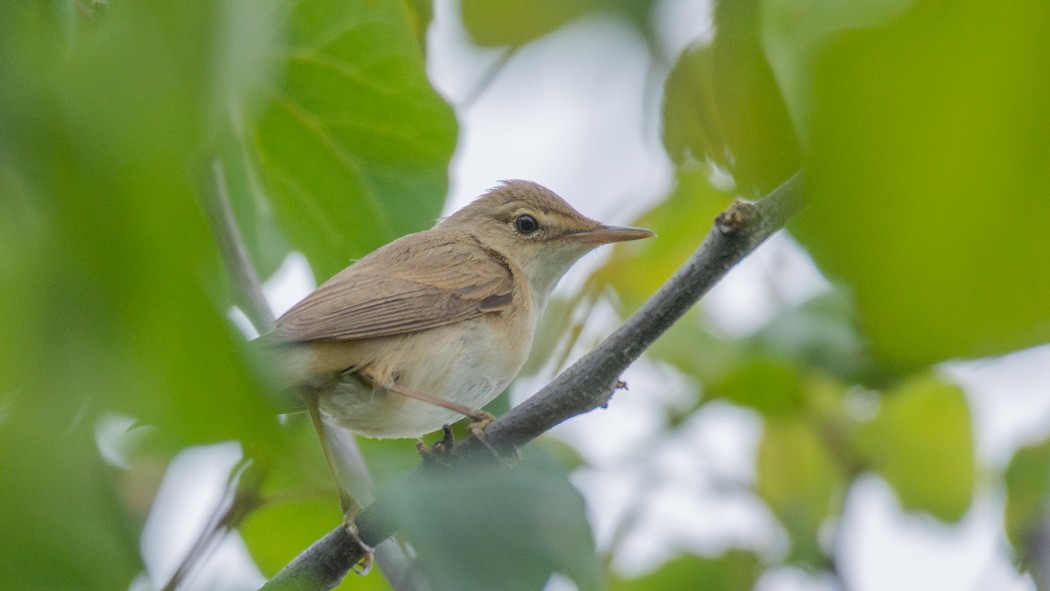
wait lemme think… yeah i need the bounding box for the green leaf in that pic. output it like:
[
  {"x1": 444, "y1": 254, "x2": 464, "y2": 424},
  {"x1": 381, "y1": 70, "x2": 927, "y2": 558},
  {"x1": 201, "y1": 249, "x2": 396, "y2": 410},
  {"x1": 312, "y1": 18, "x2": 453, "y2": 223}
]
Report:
[
  {"x1": 244, "y1": 491, "x2": 395, "y2": 591},
  {"x1": 662, "y1": 0, "x2": 801, "y2": 195},
  {"x1": 385, "y1": 453, "x2": 602, "y2": 591},
  {"x1": 1004, "y1": 439, "x2": 1050, "y2": 560},
  {"x1": 747, "y1": 289, "x2": 879, "y2": 386},
  {"x1": 0, "y1": 401, "x2": 141, "y2": 590},
  {"x1": 243, "y1": 0, "x2": 457, "y2": 280},
  {"x1": 240, "y1": 422, "x2": 408, "y2": 591},
  {"x1": 611, "y1": 550, "x2": 762, "y2": 591},
  {"x1": 402, "y1": 0, "x2": 435, "y2": 48},
  {"x1": 756, "y1": 417, "x2": 843, "y2": 565},
  {"x1": 246, "y1": 492, "x2": 346, "y2": 576},
  {"x1": 460, "y1": 0, "x2": 599, "y2": 47},
  {"x1": 6, "y1": 0, "x2": 283, "y2": 453},
  {"x1": 711, "y1": 358, "x2": 804, "y2": 417},
  {"x1": 241, "y1": 418, "x2": 343, "y2": 576},
  {"x1": 792, "y1": 0, "x2": 1050, "y2": 367},
  {"x1": 646, "y1": 314, "x2": 741, "y2": 389},
  {"x1": 854, "y1": 376, "x2": 975, "y2": 522},
  {"x1": 217, "y1": 126, "x2": 294, "y2": 280},
  {"x1": 0, "y1": 1, "x2": 286, "y2": 587},
  {"x1": 459, "y1": 0, "x2": 659, "y2": 49}
]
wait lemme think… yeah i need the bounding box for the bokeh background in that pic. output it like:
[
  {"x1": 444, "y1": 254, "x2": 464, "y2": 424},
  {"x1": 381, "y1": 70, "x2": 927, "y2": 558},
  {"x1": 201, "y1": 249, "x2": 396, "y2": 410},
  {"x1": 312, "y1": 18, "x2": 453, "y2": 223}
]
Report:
[{"x1": 2, "y1": 1, "x2": 1049, "y2": 590}]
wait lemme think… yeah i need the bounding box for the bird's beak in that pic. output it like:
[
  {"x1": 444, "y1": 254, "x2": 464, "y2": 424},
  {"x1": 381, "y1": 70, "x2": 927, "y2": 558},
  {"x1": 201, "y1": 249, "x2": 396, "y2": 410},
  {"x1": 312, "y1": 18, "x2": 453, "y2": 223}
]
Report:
[{"x1": 565, "y1": 224, "x2": 655, "y2": 244}]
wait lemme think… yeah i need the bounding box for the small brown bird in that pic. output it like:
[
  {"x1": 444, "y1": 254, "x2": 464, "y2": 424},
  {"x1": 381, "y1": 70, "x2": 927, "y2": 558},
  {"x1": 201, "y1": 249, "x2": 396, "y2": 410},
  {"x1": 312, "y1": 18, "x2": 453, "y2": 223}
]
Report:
[
  {"x1": 264, "y1": 180, "x2": 653, "y2": 443},
  {"x1": 259, "y1": 180, "x2": 652, "y2": 567}
]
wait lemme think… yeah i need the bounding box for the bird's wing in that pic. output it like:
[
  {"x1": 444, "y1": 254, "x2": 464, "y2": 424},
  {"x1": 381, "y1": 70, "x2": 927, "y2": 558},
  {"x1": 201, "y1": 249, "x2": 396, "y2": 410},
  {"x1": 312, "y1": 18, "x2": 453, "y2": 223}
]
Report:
[{"x1": 268, "y1": 237, "x2": 515, "y2": 343}]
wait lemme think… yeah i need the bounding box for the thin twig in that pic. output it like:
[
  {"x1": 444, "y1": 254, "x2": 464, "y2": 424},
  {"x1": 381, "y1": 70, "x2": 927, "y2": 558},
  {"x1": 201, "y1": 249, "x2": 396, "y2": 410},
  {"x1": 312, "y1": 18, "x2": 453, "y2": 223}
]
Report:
[
  {"x1": 259, "y1": 172, "x2": 805, "y2": 590},
  {"x1": 198, "y1": 158, "x2": 275, "y2": 334},
  {"x1": 161, "y1": 459, "x2": 261, "y2": 591}
]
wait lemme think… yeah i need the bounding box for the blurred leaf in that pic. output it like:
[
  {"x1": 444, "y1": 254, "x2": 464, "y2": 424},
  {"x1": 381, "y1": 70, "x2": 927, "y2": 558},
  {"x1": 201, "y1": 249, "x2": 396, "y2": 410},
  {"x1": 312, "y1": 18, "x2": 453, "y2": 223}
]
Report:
[
  {"x1": 535, "y1": 436, "x2": 590, "y2": 473},
  {"x1": 854, "y1": 375, "x2": 974, "y2": 522},
  {"x1": 386, "y1": 453, "x2": 601, "y2": 591},
  {"x1": 649, "y1": 288, "x2": 873, "y2": 417},
  {"x1": 747, "y1": 288, "x2": 878, "y2": 386},
  {"x1": 611, "y1": 550, "x2": 762, "y2": 591},
  {"x1": 0, "y1": 1, "x2": 286, "y2": 587},
  {"x1": 761, "y1": 0, "x2": 914, "y2": 135},
  {"x1": 1003, "y1": 439, "x2": 1050, "y2": 556},
  {"x1": 0, "y1": 390, "x2": 141, "y2": 589},
  {"x1": 662, "y1": 0, "x2": 801, "y2": 195},
  {"x1": 460, "y1": 0, "x2": 602, "y2": 47},
  {"x1": 246, "y1": 490, "x2": 395, "y2": 591},
  {"x1": 460, "y1": 0, "x2": 659, "y2": 49},
  {"x1": 793, "y1": 0, "x2": 1050, "y2": 367},
  {"x1": 217, "y1": 127, "x2": 293, "y2": 280},
  {"x1": 209, "y1": 1, "x2": 291, "y2": 280},
  {"x1": 242, "y1": 417, "x2": 360, "y2": 582},
  {"x1": 711, "y1": 358, "x2": 804, "y2": 417},
  {"x1": 0, "y1": 167, "x2": 44, "y2": 405},
  {"x1": 646, "y1": 312, "x2": 742, "y2": 389},
  {"x1": 757, "y1": 417, "x2": 843, "y2": 565},
  {"x1": 0, "y1": 0, "x2": 283, "y2": 450},
  {"x1": 356, "y1": 433, "x2": 436, "y2": 491},
  {"x1": 402, "y1": 0, "x2": 435, "y2": 49},
  {"x1": 244, "y1": 491, "x2": 342, "y2": 579},
  {"x1": 243, "y1": 0, "x2": 457, "y2": 280}
]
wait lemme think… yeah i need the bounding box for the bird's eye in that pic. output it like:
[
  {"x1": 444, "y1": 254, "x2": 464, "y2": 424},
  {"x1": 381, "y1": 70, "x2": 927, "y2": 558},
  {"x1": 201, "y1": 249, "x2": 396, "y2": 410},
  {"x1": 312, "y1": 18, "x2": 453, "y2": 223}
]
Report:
[{"x1": 514, "y1": 214, "x2": 539, "y2": 235}]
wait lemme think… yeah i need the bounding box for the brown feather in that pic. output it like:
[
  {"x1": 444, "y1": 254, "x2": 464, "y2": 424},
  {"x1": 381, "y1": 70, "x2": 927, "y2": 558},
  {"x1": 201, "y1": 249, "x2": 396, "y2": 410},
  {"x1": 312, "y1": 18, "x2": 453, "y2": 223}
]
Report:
[{"x1": 269, "y1": 232, "x2": 516, "y2": 343}]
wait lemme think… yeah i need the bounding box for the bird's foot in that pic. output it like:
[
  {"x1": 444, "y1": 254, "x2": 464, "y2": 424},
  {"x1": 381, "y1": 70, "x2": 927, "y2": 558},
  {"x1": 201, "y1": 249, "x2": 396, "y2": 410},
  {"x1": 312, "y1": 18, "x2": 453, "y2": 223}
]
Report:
[
  {"x1": 466, "y1": 412, "x2": 520, "y2": 465},
  {"x1": 343, "y1": 519, "x2": 375, "y2": 575},
  {"x1": 416, "y1": 424, "x2": 456, "y2": 468},
  {"x1": 466, "y1": 410, "x2": 497, "y2": 438}
]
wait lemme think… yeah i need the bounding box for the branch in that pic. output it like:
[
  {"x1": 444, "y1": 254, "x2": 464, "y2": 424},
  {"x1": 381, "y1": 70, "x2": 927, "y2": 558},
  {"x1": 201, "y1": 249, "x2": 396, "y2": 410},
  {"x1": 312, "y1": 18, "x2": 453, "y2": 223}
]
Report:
[
  {"x1": 197, "y1": 158, "x2": 275, "y2": 334},
  {"x1": 259, "y1": 172, "x2": 805, "y2": 590},
  {"x1": 471, "y1": 171, "x2": 804, "y2": 454}
]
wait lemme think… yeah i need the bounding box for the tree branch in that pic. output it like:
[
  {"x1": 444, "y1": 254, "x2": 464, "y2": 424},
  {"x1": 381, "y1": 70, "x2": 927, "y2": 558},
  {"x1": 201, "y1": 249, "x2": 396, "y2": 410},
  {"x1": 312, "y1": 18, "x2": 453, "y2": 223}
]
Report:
[
  {"x1": 259, "y1": 172, "x2": 805, "y2": 590},
  {"x1": 197, "y1": 158, "x2": 275, "y2": 334}
]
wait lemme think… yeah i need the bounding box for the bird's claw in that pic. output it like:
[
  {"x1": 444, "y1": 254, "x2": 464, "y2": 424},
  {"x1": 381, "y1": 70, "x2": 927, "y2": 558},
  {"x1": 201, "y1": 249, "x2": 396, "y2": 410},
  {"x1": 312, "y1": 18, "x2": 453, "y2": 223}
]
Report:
[
  {"x1": 467, "y1": 412, "x2": 519, "y2": 465},
  {"x1": 467, "y1": 410, "x2": 497, "y2": 436},
  {"x1": 343, "y1": 520, "x2": 375, "y2": 575},
  {"x1": 417, "y1": 424, "x2": 456, "y2": 468}
]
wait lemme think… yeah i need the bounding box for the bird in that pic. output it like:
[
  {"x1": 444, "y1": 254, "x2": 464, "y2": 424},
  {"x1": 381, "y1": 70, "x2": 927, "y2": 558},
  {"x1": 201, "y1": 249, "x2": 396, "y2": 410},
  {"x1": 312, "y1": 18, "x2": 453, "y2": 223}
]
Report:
[
  {"x1": 257, "y1": 180, "x2": 653, "y2": 562},
  {"x1": 262, "y1": 179, "x2": 653, "y2": 441}
]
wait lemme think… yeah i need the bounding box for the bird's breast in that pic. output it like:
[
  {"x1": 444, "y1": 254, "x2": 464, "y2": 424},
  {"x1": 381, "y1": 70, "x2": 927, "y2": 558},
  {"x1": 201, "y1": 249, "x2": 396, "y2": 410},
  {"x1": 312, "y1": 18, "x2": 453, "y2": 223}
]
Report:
[{"x1": 313, "y1": 299, "x2": 537, "y2": 438}]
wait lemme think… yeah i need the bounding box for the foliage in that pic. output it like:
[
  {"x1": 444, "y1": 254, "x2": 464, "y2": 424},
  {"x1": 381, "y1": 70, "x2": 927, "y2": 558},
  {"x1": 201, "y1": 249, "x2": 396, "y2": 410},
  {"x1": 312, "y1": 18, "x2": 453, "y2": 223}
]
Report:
[
  {"x1": 1, "y1": 0, "x2": 1048, "y2": 590},
  {"x1": 793, "y1": 0, "x2": 1050, "y2": 369}
]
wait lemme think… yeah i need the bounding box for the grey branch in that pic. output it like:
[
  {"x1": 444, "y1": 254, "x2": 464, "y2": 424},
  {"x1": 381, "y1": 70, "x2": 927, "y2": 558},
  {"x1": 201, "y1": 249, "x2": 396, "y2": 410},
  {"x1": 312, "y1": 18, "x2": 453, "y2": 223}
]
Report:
[
  {"x1": 259, "y1": 172, "x2": 805, "y2": 590},
  {"x1": 197, "y1": 159, "x2": 275, "y2": 334}
]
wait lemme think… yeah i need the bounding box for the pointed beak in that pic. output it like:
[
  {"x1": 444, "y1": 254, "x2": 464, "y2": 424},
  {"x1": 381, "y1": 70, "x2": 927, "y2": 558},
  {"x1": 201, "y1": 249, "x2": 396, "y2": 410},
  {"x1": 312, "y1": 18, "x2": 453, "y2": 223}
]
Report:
[{"x1": 565, "y1": 224, "x2": 655, "y2": 244}]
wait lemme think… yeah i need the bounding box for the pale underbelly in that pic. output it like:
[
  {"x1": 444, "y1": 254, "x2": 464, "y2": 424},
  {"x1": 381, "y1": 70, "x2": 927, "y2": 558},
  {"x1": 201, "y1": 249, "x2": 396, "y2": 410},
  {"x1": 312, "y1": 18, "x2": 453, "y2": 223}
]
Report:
[{"x1": 316, "y1": 319, "x2": 530, "y2": 438}]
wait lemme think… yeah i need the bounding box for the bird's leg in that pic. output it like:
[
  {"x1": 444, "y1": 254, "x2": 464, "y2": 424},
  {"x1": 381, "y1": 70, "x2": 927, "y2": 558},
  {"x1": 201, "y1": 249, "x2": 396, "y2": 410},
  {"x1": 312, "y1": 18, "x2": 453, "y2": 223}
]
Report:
[
  {"x1": 302, "y1": 389, "x2": 374, "y2": 574},
  {"x1": 355, "y1": 368, "x2": 496, "y2": 429},
  {"x1": 356, "y1": 369, "x2": 502, "y2": 458},
  {"x1": 384, "y1": 382, "x2": 505, "y2": 459},
  {"x1": 416, "y1": 424, "x2": 456, "y2": 468},
  {"x1": 388, "y1": 382, "x2": 496, "y2": 427}
]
